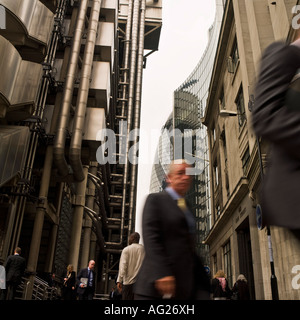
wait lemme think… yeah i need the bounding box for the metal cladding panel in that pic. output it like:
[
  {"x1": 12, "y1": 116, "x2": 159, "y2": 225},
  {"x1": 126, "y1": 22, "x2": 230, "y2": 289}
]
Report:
[
  {"x1": 52, "y1": 59, "x2": 111, "y2": 110},
  {"x1": 90, "y1": 61, "x2": 111, "y2": 111},
  {"x1": 95, "y1": 22, "x2": 115, "y2": 66},
  {"x1": 145, "y1": 0, "x2": 162, "y2": 22},
  {"x1": 0, "y1": 0, "x2": 54, "y2": 44},
  {"x1": 119, "y1": 0, "x2": 162, "y2": 51},
  {"x1": 0, "y1": 0, "x2": 54, "y2": 62},
  {"x1": 28, "y1": 0, "x2": 54, "y2": 45},
  {"x1": 0, "y1": 36, "x2": 21, "y2": 104},
  {"x1": 119, "y1": 0, "x2": 162, "y2": 21},
  {"x1": 101, "y1": 0, "x2": 118, "y2": 23},
  {"x1": 39, "y1": 0, "x2": 57, "y2": 13},
  {"x1": 0, "y1": 126, "x2": 30, "y2": 187},
  {"x1": 12, "y1": 60, "x2": 43, "y2": 106},
  {"x1": 0, "y1": 36, "x2": 43, "y2": 120},
  {"x1": 83, "y1": 107, "x2": 106, "y2": 141}
]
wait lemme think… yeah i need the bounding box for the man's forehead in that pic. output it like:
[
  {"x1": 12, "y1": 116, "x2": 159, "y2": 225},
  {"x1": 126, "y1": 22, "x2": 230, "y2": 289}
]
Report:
[{"x1": 170, "y1": 163, "x2": 190, "y2": 173}]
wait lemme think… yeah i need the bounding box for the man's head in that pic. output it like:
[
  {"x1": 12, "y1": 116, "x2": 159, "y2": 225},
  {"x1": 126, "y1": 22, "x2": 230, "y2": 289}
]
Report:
[
  {"x1": 128, "y1": 232, "x2": 140, "y2": 245},
  {"x1": 167, "y1": 160, "x2": 193, "y2": 196},
  {"x1": 14, "y1": 247, "x2": 21, "y2": 255},
  {"x1": 88, "y1": 260, "x2": 95, "y2": 270}
]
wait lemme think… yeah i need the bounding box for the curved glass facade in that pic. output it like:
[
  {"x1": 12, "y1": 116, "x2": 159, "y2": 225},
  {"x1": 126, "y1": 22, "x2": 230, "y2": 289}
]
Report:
[{"x1": 149, "y1": 0, "x2": 224, "y2": 264}]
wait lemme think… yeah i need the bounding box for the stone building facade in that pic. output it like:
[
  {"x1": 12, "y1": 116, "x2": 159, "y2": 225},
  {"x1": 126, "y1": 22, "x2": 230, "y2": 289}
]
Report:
[{"x1": 202, "y1": 0, "x2": 300, "y2": 300}]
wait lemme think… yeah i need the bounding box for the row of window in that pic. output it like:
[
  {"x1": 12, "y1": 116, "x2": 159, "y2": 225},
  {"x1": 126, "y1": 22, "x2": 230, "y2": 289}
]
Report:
[
  {"x1": 212, "y1": 240, "x2": 233, "y2": 287},
  {"x1": 210, "y1": 36, "x2": 249, "y2": 225}
]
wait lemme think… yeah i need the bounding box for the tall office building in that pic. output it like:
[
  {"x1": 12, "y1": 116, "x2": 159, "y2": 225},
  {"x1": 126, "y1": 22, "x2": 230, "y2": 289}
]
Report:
[
  {"x1": 0, "y1": 0, "x2": 162, "y2": 298},
  {"x1": 149, "y1": 0, "x2": 224, "y2": 265}
]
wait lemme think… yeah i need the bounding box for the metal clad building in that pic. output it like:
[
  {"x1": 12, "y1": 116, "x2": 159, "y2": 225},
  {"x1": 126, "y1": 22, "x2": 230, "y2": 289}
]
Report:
[{"x1": 0, "y1": 0, "x2": 162, "y2": 299}]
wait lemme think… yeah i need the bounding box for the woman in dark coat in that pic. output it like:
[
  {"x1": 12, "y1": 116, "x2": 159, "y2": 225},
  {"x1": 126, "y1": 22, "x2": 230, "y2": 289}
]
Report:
[
  {"x1": 232, "y1": 274, "x2": 250, "y2": 300},
  {"x1": 62, "y1": 264, "x2": 76, "y2": 300},
  {"x1": 211, "y1": 270, "x2": 232, "y2": 300}
]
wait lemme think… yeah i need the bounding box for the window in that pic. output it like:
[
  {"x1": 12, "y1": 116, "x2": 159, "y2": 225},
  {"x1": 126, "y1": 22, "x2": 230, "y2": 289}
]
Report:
[
  {"x1": 211, "y1": 124, "x2": 216, "y2": 145},
  {"x1": 216, "y1": 203, "x2": 220, "y2": 218},
  {"x1": 235, "y1": 85, "x2": 246, "y2": 127},
  {"x1": 214, "y1": 161, "x2": 219, "y2": 186},
  {"x1": 225, "y1": 173, "x2": 230, "y2": 198},
  {"x1": 223, "y1": 241, "x2": 232, "y2": 287},
  {"x1": 231, "y1": 37, "x2": 239, "y2": 70},
  {"x1": 220, "y1": 130, "x2": 227, "y2": 164},
  {"x1": 219, "y1": 87, "x2": 225, "y2": 109},
  {"x1": 213, "y1": 254, "x2": 217, "y2": 276},
  {"x1": 227, "y1": 37, "x2": 239, "y2": 73},
  {"x1": 242, "y1": 146, "x2": 250, "y2": 175}
]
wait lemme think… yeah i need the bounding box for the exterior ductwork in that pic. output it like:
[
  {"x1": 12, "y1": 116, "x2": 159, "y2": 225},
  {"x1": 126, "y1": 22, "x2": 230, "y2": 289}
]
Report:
[
  {"x1": 69, "y1": 0, "x2": 102, "y2": 182},
  {"x1": 53, "y1": 0, "x2": 89, "y2": 178},
  {"x1": 0, "y1": 0, "x2": 162, "y2": 298},
  {"x1": 127, "y1": 0, "x2": 146, "y2": 237},
  {"x1": 119, "y1": 0, "x2": 141, "y2": 245}
]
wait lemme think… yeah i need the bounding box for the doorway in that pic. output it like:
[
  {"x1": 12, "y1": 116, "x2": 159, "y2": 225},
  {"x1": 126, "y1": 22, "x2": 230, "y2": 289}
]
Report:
[{"x1": 236, "y1": 217, "x2": 255, "y2": 299}]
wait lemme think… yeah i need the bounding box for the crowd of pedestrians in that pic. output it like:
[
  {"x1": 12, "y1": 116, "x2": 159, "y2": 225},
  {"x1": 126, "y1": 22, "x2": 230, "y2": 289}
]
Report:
[{"x1": 0, "y1": 161, "x2": 251, "y2": 301}]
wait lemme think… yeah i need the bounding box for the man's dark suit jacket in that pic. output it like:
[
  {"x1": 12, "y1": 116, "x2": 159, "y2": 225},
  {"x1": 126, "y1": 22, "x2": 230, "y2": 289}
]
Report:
[
  {"x1": 76, "y1": 268, "x2": 95, "y2": 295},
  {"x1": 252, "y1": 41, "x2": 300, "y2": 229},
  {"x1": 134, "y1": 191, "x2": 209, "y2": 299},
  {"x1": 4, "y1": 254, "x2": 26, "y2": 284}
]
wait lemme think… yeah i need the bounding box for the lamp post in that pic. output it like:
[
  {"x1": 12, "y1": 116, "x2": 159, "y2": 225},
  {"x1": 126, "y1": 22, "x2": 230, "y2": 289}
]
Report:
[{"x1": 220, "y1": 107, "x2": 279, "y2": 300}]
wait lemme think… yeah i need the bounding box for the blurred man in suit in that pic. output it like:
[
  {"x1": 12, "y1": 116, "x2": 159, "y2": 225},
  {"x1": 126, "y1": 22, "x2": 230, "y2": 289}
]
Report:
[
  {"x1": 252, "y1": 30, "x2": 300, "y2": 230},
  {"x1": 1, "y1": 247, "x2": 26, "y2": 300},
  {"x1": 134, "y1": 160, "x2": 210, "y2": 300},
  {"x1": 77, "y1": 260, "x2": 96, "y2": 300}
]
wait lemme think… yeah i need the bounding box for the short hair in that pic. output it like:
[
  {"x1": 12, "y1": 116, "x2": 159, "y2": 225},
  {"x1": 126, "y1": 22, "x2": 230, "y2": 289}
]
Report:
[
  {"x1": 167, "y1": 159, "x2": 191, "y2": 175},
  {"x1": 129, "y1": 232, "x2": 140, "y2": 245},
  {"x1": 14, "y1": 247, "x2": 21, "y2": 254}
]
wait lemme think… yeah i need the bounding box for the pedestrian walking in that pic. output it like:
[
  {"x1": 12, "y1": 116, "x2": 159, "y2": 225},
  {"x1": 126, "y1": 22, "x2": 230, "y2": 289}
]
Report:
[
  {"x1": 77, "y1": 260, "x2": 96, "y2": 300},
  {"x1": 117, "y1": 232, "x2": 145, "y2": 300},
  {"x1": 1, "y1": 247, "x2": 26, "y2": 300},
  {"x1": 62, "y1": 264, "x2": 76, "y2": 300},
  {"x1": 231, "y1": 274, "x2": 250, "y2": 300},
  {"x1": 0, "y1": 265, "x2": 5, "y2": 290},
  {"x1": 109, "y1": 285, "x2": 122, "y2": 300},
  {"x1": 134, "y1": 160, "x2": 210, "y2": 300},
  {"x1": 211, "y1": 270, "x2": 232, "y2": 300},
  {"x1": 251, "y1": 29, "x2": 300, "y2": 231}
]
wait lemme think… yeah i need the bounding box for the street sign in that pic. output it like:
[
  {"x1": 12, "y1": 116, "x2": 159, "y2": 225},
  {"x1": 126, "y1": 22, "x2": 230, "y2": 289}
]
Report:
[
  {"x1": 256, "y1": 204, "x2": 264, "y2": 230},
  {"x1": 204, "y1": 266, "x2": 210, "y2": 276}
]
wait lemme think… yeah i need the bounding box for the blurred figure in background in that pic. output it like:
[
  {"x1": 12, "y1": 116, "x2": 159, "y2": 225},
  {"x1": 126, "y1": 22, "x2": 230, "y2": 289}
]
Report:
[
  {"x1": 251, "y1": 29, "x2": 300, "y2": 232},
  {"x1": 1, "y1": 247, "x2": 25, "y2": 300},
  {"x1": 117, "y1": 232, "x2": 145, "y2": 300},
  {"x1": 62, "y1": 264, "x2": 76, "y2": 300},
  {"x1": 211, "y1": 270, "x2": 232, "y2": 300},
  {"x1": 232, "y1": 274, "x2": 250, "y2": 300}
]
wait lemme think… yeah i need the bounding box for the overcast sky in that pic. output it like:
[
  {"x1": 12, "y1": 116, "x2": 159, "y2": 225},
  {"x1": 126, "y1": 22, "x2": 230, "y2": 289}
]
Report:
[{"x1": 135, "y1": 0, "x2": 217, "y2": 236}]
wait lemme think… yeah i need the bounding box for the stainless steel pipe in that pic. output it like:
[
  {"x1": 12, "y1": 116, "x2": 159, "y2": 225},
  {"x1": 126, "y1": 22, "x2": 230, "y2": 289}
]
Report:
[
  {"x1": 69, "y1": 0, "x2": 102, "y2": 182},
  {"x1": 53, "y1": 0, "x2": 89, "y2": 177}
]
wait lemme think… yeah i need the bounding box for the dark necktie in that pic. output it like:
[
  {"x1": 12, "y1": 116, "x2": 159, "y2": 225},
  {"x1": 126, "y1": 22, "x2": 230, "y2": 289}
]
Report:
[{"x1": 88, "y1": 269, "x2": 91, "y2": 287}]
